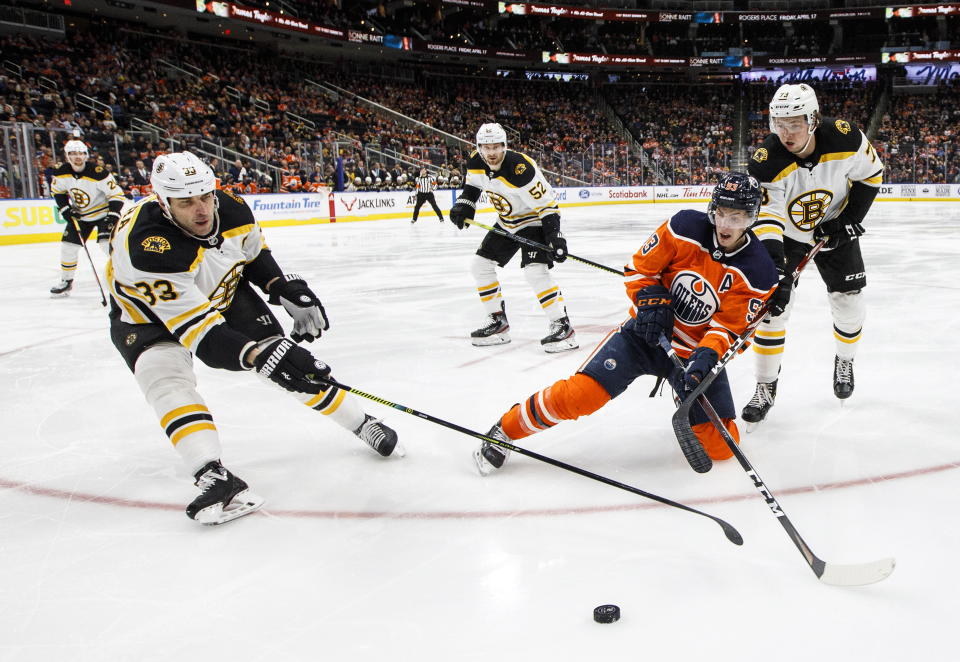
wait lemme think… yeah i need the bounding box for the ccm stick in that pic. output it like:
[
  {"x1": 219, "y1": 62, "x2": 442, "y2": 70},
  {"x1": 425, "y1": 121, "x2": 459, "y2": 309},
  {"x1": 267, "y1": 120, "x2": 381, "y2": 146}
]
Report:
[
  {"x1": 310, "y1": 374, "x2": 743, "y2": 545},
  {"x1": 658, "y1": 334, "x2": 894, "y2": 586}
]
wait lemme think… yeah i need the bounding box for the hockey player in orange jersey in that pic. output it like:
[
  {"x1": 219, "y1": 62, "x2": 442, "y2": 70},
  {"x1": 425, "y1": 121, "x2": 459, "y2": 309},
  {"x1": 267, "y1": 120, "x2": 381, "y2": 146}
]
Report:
[{"x1": 474, "y1": 172, "x2": 779, "y2": 475}]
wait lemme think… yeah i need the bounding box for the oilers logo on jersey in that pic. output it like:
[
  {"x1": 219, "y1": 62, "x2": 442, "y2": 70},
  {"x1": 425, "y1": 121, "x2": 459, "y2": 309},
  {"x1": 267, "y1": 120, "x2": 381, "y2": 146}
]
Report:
[
  {"x1": 670, "y1": 271, "x2": 719, "y2": 326},
  {"x1": 787, "y1": 189, "x2": 834, "y2": 230}
]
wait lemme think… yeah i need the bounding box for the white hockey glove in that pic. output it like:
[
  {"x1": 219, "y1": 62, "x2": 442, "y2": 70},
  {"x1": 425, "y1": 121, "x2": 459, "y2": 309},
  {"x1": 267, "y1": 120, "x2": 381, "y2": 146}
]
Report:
[{"x1": 268, "y1": 274, "x2": 329, "y2": 343}]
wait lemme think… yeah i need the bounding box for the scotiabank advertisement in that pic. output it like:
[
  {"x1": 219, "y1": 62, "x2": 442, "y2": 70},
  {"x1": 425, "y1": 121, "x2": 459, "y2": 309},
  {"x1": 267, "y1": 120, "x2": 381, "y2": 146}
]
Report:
[{"x1": 2, "y1": 184, "x2": 958, "y2": 245}]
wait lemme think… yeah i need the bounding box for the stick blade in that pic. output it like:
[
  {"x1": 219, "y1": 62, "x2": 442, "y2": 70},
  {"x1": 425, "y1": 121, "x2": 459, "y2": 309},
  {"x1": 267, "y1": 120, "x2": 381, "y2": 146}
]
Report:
[
  {"x1": 670, "y1": 409, "x2": 713, "y2": 473},
  {"x1": 818, "y1": 557, "x2": 896, "y2": 587}
]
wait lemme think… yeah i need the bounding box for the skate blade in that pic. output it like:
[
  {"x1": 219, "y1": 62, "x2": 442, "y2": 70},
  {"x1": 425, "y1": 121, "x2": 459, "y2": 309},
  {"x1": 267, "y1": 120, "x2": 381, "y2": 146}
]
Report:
[
  {"x1": 195, "y1": 490, "x2": 265, "y2": 525},
  {"x1": 744, "y1": 420, "x2": 761, "y2": 433},
  {"x1": 473, "y1": 448, "x2": 495, "y2": 476},
  {"x1": 390, "y1": 440, "x2": 407, "y2": 458},
  {"x1": 542, "y1": 337, "x2": 579, "y2": 353},
  {"x1": 471, "y1": 333, "x2": 511, "y2": 347}
]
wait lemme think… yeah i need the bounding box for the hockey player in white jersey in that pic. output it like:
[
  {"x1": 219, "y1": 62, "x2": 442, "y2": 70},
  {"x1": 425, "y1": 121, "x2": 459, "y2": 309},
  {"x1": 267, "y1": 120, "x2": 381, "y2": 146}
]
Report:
[
  {"x1": 107, "y1": 152, "x2": 402, "y2": 525},
  {"x1": 448, "y1": 123, "x2": 577, "y2": 353},
  {"x1": 49, "y1": 140, "x2": 125, "y2": 296},
  {"x1": 744, "y1": 83, "x2": 884, "y2": 424}
]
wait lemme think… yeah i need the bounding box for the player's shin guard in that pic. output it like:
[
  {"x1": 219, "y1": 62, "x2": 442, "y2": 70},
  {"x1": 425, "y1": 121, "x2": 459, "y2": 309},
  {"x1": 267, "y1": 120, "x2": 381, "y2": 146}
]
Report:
[
  {"x1": 134, "y1": 342, "x2": 222, "y2": 475},
  {"x1": 470, "y1": 255, "x2": 504, "y2": 316},
  {"x1": 829, "y1": 290, "x2": 865, "y2": 361},
  {"x1": 522, "y1": 262, "x2": 567, "y2": 321},
  {"x1": 500, "y1": 373, "x2": 611, "y2": 440},
  {"x1": 296, "y1": 380, "x2": 404, "y2": 456},
  {"x1": 691, "y1": 419, "x2": 739, "y2": 461},
  {"x1": 59, "y1": 242, "x2": 80, "y2": 282}
]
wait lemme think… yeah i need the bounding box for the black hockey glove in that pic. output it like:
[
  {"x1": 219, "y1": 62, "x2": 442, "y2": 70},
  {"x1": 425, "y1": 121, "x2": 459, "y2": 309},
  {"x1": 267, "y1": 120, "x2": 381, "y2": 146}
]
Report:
[
  {"x1": 632, "y1": 285, "x2": 673, "y2": 347},
  {"x1": 268, "y1": 274, "x2": 329, "y2": 343},
  {"x1": 767, "y1": 273, "x2": 793, "y2": 318},
  {"x1": 669, "y1": 346, "x2": 719, "y2": 397},
  {"x1": 541, "y1": 214, "x2": 567, "y2": 263},
  {"x1": 59, "y1": 206, "x2": 76, "y2": 225},
  {"x1": 449, "y1": 201, "x2": 475, "y2": 230},
  {"x1": 814, "y1": 215, "x2": 864, "y2": 250},
  {"x1": 251, "y1": 338, "x2": 331, "y2": 394}
]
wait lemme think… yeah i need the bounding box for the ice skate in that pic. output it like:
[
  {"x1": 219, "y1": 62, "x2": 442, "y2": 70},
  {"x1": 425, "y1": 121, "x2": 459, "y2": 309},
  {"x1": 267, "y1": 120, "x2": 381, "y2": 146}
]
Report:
[
  {"x1": 186, "y1": 460, "x2": 264, "y2": 525},
  {"x1": 50, "y1": 278, "x2": 73, "y2": 297},
  {"x1": 834, "y1": 356, "x2": 854, "y2": 402},
  {"x1": 742, "y1": 380, "x2": 777, "y2": 431},
  {"x1": 474, "y1": 423, "x2": 511, "y2": 476},
  {"x1": 355, "y1": 414, "x2": 403, "y2": 457},
  {"x1": 470, "y1": 301, "x2": 510, "y2": 346},
  {"x1": 541, "y1": 315, "x2": 578, "y2": 353}
]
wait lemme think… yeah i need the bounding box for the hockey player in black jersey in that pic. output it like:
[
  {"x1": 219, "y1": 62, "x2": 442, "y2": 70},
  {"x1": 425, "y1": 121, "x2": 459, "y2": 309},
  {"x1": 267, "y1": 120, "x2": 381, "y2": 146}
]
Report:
[
  {"x1": 744, "y1": 84, "x2": 884, "y2": 424},
  {"x1": 448, "y1": 123, "x2": 577, "y2": 353},
  {"x1": 49, "y1": 140, "x2": 126, "y2": 297},
  {"x1": 108, "y1": 152, "x2": 402, "y2": 525}
]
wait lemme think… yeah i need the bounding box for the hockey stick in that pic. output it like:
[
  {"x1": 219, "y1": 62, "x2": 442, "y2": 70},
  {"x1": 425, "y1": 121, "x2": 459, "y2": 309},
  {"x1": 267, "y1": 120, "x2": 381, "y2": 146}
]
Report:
[
  {"x1": 311, "y1": 374, "x2": 743, "y2": 545},
  {"x1": 657, "y1": 335, "x2": 894, "y2": 585},
  {"x1": 465, "y1": 219, "x2": 624, "y2": 275},
  {"x1": 69, "y1": 216, "x2": 108, "y2": 307},
  {"x1": 669, "y1": 237, "x2": 829, "y2": 471}
]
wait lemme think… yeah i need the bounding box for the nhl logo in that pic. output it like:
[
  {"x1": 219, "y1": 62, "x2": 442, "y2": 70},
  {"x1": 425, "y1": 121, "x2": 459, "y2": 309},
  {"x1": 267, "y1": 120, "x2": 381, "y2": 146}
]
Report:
[{"x1": 125, "y1": 333, "x2": 137, "y2": 346}]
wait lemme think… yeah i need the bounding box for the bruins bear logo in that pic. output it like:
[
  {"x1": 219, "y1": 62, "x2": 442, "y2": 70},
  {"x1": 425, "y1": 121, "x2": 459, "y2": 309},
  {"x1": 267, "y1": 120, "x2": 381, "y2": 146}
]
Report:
[
  {"x1": 514, "y1": 163, "x2": 526, "y2": 176},
  {"x1": 142, "y1": 236, "x2": 171, "y2": 253},
  {"x1": 752, "y1": 148, "x2": 768, "y2": 163},
  {"x1": 835, "y1": 119, "x2": 851, "y2": 135}
]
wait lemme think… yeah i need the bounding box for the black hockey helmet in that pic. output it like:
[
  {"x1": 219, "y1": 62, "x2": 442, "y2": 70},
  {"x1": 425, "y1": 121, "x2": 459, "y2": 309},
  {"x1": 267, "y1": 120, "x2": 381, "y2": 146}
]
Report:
[{"x1": 708, "y1": 171, "x2": 762, "y2": 226}]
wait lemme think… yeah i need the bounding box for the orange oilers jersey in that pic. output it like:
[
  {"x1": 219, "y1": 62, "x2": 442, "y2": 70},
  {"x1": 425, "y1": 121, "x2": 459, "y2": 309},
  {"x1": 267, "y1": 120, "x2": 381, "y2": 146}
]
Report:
[{"x1": 624, "y1": 210, "x2": 778, "y2": 359}]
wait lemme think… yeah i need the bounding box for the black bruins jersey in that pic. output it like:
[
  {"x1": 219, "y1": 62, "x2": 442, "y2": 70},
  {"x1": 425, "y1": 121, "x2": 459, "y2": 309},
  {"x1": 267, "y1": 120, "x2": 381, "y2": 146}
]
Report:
[
  {"x1": 107, "y1": 190, "x2": 269, "y2": 368},
  {"x1": 463, "y1": 149, "x2": 560, "y2": 232},
  {"x1": 51, "y1": 162, "x2": 125, "y2": 221},
  {"x1": 748, "y1": 116, "x2": 884, "y2": 246}
]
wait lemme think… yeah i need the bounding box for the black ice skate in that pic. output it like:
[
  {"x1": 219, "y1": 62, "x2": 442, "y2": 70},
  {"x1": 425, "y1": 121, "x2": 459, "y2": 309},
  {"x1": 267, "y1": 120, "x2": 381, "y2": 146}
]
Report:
[
  {"x1": 742, "y1": 380, "x2": 777, "y2": 429},
  {"x1": 541, "y1": 315, "x2": 578, "y2": 353},
  {"x1": 834, "y1": 356, "x2": 855, "y2": 401},
  {"x1": 186, "y1": 460, "x2": 264, "y2": 525},
  {"x1": 355, "y1": 414, "x2": 403, "y2": 456},
  {"x1": 474, "y1": 423, "x2": 511, "y2": 476},
  {"x1": 470, "y1": 301, "x2": 510, "y2": 346},
  {"x1": 50, "y1": 278, "x2": 73, "y2": 297}
]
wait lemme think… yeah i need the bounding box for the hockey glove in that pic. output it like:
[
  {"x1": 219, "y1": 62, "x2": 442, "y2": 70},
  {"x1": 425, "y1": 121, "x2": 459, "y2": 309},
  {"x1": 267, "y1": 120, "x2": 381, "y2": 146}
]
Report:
[
  {"x1": 541, "y1": 214, "x2": 568, "y2": 263},
  {"x1": 251, "y1": 338, "x2": 331, "y2": 394},
  {"x1": 633, "y1": 285, "x2": 674, "y2": 347},
  {"x1": 814, "y1": 215, "x2": 864, "y2": 250},
  {"x1": 669, "y1": 346, "x2": 719, "y2": 397},
  {"x1": 59, "y1": 206, "x2": 76, "y2": 225},
  {"x1": 767, "y1": 273, "x2": 793, "y2": 317},
  {"x1": 268, "y1": 274, "x2": 329, "y2": 343},
  {"x1": 449, "y1": 201, "x2": 475, "y2": 230}
]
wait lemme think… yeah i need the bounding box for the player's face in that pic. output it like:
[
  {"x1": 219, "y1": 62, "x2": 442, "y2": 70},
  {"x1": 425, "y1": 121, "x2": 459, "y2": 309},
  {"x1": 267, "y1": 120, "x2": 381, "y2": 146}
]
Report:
[
  {"x1": 713, "y1": 206, "x2": 752, "y2": 250},
  {"x1": 66, "y1": 151, "x2": 87, "y2": 171},
  {"x1": 771, "y1": 116, "x2": 811, "y2": 154},
  {"x1": 169, "y1": 192, "x2": 216, "y2": 236},
  {"x1": 479, "y1": 143, "x2": 506, "y2": 169}
]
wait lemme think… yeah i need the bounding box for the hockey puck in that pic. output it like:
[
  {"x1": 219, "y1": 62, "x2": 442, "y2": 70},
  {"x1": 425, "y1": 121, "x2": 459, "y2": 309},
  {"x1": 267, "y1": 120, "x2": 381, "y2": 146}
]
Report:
[{"x1": 593, "y1": 604, "x2": 620, "y2": 624}]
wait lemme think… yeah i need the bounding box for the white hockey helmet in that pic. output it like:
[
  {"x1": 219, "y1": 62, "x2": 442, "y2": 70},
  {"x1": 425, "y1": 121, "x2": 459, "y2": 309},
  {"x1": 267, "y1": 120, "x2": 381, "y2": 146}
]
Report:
[
  {"x1": 769, "y1": 83, "x2": 820, "y2": 133},
  {"x1": 150, "y1": 151, "x2": 217, "y2": 215},
  {"x1": 375, "y1": 177, "x2": 382, "y2": 185},
  {"x1": 365, "y1": 176, "x2": 372, "y2": 185},
  {"x1": 476, "y1": 122, "x2": 507, "y2": 148},
  {"x1": 64, "y1": 140, "x2": 89, "y2": 156}
]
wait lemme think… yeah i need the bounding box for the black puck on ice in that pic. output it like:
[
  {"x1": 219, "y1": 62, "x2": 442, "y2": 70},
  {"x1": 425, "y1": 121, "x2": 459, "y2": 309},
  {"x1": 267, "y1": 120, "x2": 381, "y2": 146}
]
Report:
[{"x1": 593, "y1": 604, "x2": 620, "y2": 624}]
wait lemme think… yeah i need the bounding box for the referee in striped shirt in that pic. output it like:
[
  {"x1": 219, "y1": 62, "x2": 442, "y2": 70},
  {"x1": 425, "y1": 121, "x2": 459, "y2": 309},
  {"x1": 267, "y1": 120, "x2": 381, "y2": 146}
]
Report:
[{"x1": 412, "y1": 168, "x2": 444, "y2": 224}]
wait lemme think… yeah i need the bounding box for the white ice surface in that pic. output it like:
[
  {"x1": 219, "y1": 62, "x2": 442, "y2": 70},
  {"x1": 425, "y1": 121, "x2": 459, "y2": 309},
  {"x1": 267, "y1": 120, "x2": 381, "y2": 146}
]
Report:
[{"x1": 1, "y1": 202, "x2": 958, "y2": 661}]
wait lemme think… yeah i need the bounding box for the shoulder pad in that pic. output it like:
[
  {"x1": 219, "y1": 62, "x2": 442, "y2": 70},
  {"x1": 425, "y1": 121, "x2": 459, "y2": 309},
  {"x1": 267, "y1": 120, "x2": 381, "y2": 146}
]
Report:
[
  {"x1": 499, "y1": 151, "x2": 536, "y2": 186},
  {"x1": 466, "y1": 151, "x2": 485, "y2": 170},
  {"x1": 816, "y1": 116, "x2": 863, "y2": 151},
  {"x1": 127, "y1": 205, "x2": 201, "y2": 274},
  {"x1": 54, "y1": 162, "x2": 72, "y2": 176},
  {"x1": 748, "y1": 134, "x2": 793, "y2": 182},
  {"x1": 668, "y1": 209, "x2": 712, "y2": 245},
  {"x1": 730, "y1": 237, "x2": 779, "y2": 290},
  {"x1": 215, "y1": 189, "x2": 256, "y2": 231}
]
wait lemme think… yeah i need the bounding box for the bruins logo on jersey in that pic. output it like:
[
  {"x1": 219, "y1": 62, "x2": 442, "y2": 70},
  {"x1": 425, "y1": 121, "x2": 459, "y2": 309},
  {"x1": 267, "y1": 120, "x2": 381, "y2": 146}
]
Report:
[
  {"x1": 514, "y1": 163, "x2": 526, "y2": 176},
  {"x1": 752, "y1": 148, "x2": 768, "y2": 163},
  {"x1": 209, "y1": 263, "x2": 245, "y2": 312},
  {"x1": 142, "y1": 236, "x2": 171, "y2": 253},
  {"x1": 69, "y1": 188, "x2": 91, "y2": 208},
  {"x1": 787, "y1": 190, "x2": 834, "y2": 231},
  {"x1": 835, "y1": 119, "x2": 851, "y2": 135},
  {"x1": 488, "y1": 192, "x2": 513, "y2": 217}
]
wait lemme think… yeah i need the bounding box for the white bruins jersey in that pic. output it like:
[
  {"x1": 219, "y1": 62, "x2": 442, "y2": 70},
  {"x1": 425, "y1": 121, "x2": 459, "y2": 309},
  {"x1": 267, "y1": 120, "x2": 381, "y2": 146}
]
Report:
[
  {"x1": 464, "y1": 149, "x2": 559, "y2": 233},
  {"x1": 749, "y1": 117, "x2": 884, "y2": 246},
  {"x1": 107, "y1": 190, "x2": 266, "y2": 357},
  {"x1": 51, "y1": 162, "x2": 125, "y2": 221}
]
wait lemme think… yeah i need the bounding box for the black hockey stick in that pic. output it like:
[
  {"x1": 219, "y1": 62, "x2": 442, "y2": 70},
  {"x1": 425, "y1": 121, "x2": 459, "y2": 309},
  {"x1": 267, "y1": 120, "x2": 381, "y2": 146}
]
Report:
[
  {"x1": 465, "y1": 219, "x2": 624, "y2": 275},
  {"x1": 669, "y1": 238, "x2": 828, "y2": 472},
  {"x1": 658, "y1": 335, "x2": 894, "y2": 586},
  {"x1": 69, "y1": 216, "x2": 108, "y2": 307},
  {"x1": 311, "y1": 374, "x2": 743, "y2": 545}
]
